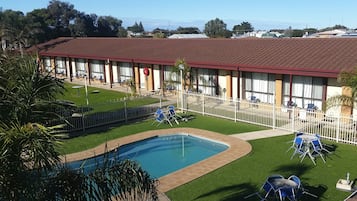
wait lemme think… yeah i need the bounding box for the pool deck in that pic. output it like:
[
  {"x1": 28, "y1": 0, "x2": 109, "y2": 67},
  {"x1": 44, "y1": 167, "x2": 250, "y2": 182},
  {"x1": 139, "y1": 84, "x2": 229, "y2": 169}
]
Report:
[{"x1": 62, "y1": 128, "x2": 252, "y2": 194}]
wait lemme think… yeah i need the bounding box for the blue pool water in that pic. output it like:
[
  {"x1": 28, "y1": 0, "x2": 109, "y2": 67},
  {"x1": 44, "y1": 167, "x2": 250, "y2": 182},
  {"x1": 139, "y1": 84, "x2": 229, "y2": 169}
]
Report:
[{"x1": 67, "y1": 134, "x2": 228, "y2": 178}]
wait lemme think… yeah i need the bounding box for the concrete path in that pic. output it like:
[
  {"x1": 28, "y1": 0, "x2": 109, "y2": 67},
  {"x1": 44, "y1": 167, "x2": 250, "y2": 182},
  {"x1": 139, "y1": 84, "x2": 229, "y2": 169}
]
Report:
[{"x1": 231, "y1": 128, "x2": 294, "y2": 141}]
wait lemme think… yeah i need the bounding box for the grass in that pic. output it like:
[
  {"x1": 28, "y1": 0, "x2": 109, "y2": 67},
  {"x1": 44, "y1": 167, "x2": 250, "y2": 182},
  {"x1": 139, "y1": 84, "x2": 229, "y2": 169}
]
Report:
[{"x1": 58, "y1": 82, "x2": 160, "y2": 113}]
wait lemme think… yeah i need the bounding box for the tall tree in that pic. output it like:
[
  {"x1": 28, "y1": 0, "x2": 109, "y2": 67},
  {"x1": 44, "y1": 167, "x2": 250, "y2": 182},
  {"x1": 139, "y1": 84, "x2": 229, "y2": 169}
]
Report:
[
  {"x1": 47, "y1": 0, "x2": 78, "y2": 37},
  {"x1": 128, "y1": 21, "x2": 144, "y2": 33},
  {"x1": 96, "y1": 16, "x2": 123, "y2": 37},
  {"x1": 26, "y1": 9, "x2": 53, "y2": 44},
  {"x1": 233, "y1": 21, "x2": 254, "y2": 35},
  {"x1": 0, "y1": 10, "x2": 28, "y2": 53},
  {"x1": 70, "y1": 12, "x2": 97, "y2": 37},
  {"x1": 204, "y1": 18, "x2": 230, "y2": 38},
  {"x1": 176, "y1": 26, "x2": 201, "y2": 34}
]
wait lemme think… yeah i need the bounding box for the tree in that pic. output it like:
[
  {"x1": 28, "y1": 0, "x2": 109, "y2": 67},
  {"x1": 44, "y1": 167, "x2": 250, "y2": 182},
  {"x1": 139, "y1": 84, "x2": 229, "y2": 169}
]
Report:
[
  {"x1": 326, "y1": 67, "x2": 357, "y2": 114},
  {"x1": 176, "y1": 26, "x2": 201, "y2": 34},
  {"x1": 0, "y1": 55, "x2": 66, "y2": 125},
  {"x1": 0, "y1": 10, "x2": 29, "y2": 54},
  {"x1": 0, "y1": 54, "x2": 159, "y2": 200},
  {"x1": 96, "y1": 16, "x2": 123, "y2": 37},
  {"x1": 26, "y1": 9, "x2": 53, "y2": 44},
  {"x1": 204, "y1": 18, "x2": 230, "y2": 38},
  {"x1": 70, "y1": 12, "x2": 97, "y2": 37},
  {"x1": 128, "y1": 21, "x2": 145, "y2": 34},
  {"x1": 233, "y1": 21, "x2": 254, "y2": 35},
  {"x1": 47, "y1": 0, "x2": 78, "y2": 37},
  {"x1": 173, "y1": 58, "x2": 191, "y2": 91},
  {"x1": 117, "y1": 26, "x2": 128, "y2": 37}
]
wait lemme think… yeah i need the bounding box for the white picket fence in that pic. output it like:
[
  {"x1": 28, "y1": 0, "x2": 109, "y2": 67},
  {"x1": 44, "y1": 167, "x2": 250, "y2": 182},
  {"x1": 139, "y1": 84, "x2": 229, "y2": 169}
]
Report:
[{"x1": 179, "y1": 92, "x2": 357, "y2": 145}]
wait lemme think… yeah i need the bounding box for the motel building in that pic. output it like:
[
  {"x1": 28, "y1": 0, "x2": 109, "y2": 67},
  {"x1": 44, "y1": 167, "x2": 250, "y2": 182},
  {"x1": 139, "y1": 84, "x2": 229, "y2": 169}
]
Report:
[{"x1": 33, "y1": 37, "x2": 357, "y2": 117}]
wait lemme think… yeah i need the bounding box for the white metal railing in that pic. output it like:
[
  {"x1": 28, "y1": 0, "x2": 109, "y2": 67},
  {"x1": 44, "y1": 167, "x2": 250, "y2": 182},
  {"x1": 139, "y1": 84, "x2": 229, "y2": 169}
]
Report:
[{"x1": 180, "y1": 92, "x2": 357, "y2": 145}]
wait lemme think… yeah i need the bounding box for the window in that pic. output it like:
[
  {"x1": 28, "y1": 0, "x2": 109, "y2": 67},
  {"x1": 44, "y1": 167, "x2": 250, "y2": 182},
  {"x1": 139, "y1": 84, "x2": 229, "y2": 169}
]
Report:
[
  {"x1": 283, "y1": 75, "x2": 323, "y2": 109},
  {"x1": 90, "y1": 60, "x2": 104, "y2": 80},
  {"x1": 43, "y1": 57, "x2": 51, "y2": 72},
  {"x1": 55, "y1": 57, "x2": 66, "y2": 74},
  {"x1": 118, "y1": 62, "x2": 132, "y2": 83},
  {"x1": 163, "y1": 65, "x2": 179, "y2": 90},
  {"x1": 75, "y1": 59, "x2": 86, "y2": 77},
  {"x1": 245, "y1": 72, "x2": 275, "y2": 103}
]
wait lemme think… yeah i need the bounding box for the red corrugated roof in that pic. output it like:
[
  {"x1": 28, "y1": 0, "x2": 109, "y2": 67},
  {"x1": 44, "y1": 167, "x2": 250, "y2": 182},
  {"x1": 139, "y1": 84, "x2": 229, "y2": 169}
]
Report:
[{"x1": 33, "y1": 37, "x2": 357, "y2": 78}]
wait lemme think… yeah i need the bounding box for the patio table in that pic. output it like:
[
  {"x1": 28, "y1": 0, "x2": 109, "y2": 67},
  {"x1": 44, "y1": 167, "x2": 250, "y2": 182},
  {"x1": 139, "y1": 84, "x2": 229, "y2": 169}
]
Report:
[
  {"x1": 296, "y1": 134, "x2": 319, "y2": 164},
  {"x1": 269, "y1": 177, "x2": 298, "y2": 190},
  {"x1": 72, "y1": 85, "x2": 83, "y2": 96}
]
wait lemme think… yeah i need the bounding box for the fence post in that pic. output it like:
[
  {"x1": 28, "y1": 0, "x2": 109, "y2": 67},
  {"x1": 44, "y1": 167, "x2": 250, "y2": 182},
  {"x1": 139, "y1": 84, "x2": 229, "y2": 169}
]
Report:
[
  {"x1": 291, "y1": 107, "x2": 295, "y2": 132},
  {"x1": 336, "y1": 115, "x2": 340, "y2": 143},
  {"x1": 234, "y1": 98, "x2": 237, "y2": 122},
  {"x1": 202, "y1": 93, "x2": 205, "y2": 116},
  {"x1": 159, "y1": 93, "x2": 162, "y2": 108},
  {"x1": 81, "y1": 105, "x2": 85, "y2": 132},
  {"x1": 273, "y1": 98, "x2": 276, "y2": 129},
  {"x1": 124, "y1": 98, "x2": 128, "y2": 123}
]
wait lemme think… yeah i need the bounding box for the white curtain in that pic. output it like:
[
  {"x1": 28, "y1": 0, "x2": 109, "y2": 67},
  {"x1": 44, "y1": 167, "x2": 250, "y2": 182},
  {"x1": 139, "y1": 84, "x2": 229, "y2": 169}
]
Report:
[
  {"x1": 55, "y1": 58, "x2": 66, "y2": 74},
  {"x1": 75, "y1": 59, "x2": 86, "y2": 76},
  {"x1": 119, "y1": 62, "x2": 132, "y2": 82},
  {"x1": 44, "y1": 57, "x2": 51, "y2": 72},
  {"x1": 90, "y1": 60, "x2": 104, "y2": 80}
]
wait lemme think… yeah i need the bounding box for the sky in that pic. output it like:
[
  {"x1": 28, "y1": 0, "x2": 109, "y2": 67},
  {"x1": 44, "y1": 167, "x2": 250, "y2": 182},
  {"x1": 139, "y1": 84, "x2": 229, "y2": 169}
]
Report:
[{"x1": 1, "y1": 0, "x2": 357, "y2": 31}]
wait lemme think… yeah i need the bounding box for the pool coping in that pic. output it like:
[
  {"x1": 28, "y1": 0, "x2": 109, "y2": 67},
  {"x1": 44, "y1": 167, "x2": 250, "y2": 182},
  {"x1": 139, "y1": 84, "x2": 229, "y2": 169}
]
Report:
[{"x1": 61, "y1": 128, "x2": 252, "y2": 192}]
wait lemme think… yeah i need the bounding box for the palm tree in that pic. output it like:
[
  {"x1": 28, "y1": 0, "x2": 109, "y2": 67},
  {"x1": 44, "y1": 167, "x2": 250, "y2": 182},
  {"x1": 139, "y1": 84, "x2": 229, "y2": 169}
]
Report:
[
  {"x1": 172, "y1": 58, "x2": 191, "y2": 92},
  {"x1": 0, "y1": 54, "x2": 159, "y2": 200},
  {"x1": 0, "y1": 54, "x2": 67, "y2": 125},
  {"x1": 326, "y1": 67, "x2": 357, "y2": 115},
  {"x1": 0, "y1": 122, "x2": 65, "y2": 200}
]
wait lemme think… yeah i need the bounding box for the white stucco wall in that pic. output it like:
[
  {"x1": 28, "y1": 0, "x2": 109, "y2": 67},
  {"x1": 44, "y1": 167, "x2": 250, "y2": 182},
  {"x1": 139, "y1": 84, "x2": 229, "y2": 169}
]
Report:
[
  {"x1": 153, "y1": 65, "x2": 161, "y2": 90},
  {"x1": 218, "y1": 70, "x2": 228, "y2": 99},
  {"x1": 112, "y1": 62, "x2": 119, "y2": 83},
  {"x1": 326, "y1": 78, "x2": 342, "y2": 116}
]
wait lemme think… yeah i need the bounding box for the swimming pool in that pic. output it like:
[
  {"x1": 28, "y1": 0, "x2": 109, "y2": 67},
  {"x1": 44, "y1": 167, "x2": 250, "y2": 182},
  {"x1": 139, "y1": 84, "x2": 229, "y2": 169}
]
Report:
[{"x1": 67, "y1": 133, "x2": 228, "y2": 178}]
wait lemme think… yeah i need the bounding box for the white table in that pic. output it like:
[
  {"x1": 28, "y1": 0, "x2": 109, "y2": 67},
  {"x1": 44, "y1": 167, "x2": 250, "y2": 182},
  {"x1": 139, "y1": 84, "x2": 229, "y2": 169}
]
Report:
[
  {"x1": 269, "y1": 177, "x2": 298, "y2": 190},
  {"x1": 72, "y1": 85, "x2": 83, "y2": 96},
  {"x1": 297, "y1": 134, "x2": 319, "y2": 165}
]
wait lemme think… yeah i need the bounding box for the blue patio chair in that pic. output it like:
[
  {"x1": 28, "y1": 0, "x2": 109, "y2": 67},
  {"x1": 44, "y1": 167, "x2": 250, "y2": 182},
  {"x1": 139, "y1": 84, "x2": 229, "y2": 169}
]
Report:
[
  {"x1": 306, "y1": 103, "x2": 316, "y2": 112},
  {"x1": 249, "y1": 96, "x2": 260, "y2": 108},
  {"x1": 287, "y1": 137, "x2": 302, "y2": 154},
  {"x1": 289, "y1": 137, "x2": 311, "y2": 163},
  {"x1": 278, "y1": 187, "x2": 296, "y2": 201},
  {"x1": 314, "y1": 134, "x2": 332, "y2": 153},
  {"x1": 244, "y1": 177, "x2": 277, "y2": 200},
  {"x1": 167, "y1": 105, "x2": 181, "y2": 124},
  {"x1": 288, "y1": 175, "x2": 318, "y2": 199},
  {"x1": 152, "y1": 108, "x2": 172, "y2": 127},
  {"x1": 310, "y1": 139, "x2": 326, "y2": 163}
]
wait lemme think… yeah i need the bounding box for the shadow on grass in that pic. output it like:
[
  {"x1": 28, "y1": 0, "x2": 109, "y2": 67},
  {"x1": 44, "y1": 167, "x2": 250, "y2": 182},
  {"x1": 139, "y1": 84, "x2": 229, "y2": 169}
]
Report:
[{"x1": 193, "y1": 183, "x2": 260, "y2": 201}]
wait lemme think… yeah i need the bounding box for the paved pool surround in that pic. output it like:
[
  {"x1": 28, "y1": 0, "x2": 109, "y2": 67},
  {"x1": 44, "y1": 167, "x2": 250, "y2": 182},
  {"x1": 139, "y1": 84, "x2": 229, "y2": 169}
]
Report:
[{"x1": 62, "y1": 128, "x2": 252, "y2": 192}]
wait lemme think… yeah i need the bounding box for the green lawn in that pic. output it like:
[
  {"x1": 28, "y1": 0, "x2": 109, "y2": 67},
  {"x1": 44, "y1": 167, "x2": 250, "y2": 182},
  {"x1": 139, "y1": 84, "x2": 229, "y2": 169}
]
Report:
[{"x1": 58, "y1": 82, "x2": 160, "y2": 113}]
